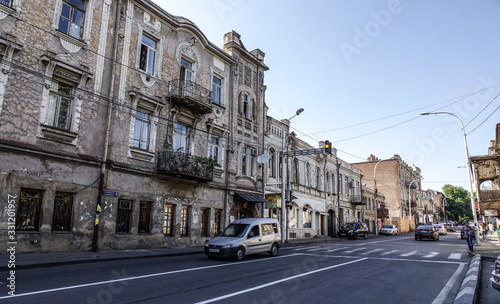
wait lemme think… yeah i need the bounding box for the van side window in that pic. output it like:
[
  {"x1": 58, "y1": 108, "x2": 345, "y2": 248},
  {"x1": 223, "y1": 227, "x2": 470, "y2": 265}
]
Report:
[
  {"x1": 261, "y1": 223, "x2": 274, "y2": 235},
  {"x1": 249, "y1": 225, "x2": 260, "y2": 237}
]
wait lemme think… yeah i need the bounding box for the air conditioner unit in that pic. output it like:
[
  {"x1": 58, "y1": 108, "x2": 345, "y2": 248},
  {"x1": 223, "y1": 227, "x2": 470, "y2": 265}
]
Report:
[
  {"x1": 119, "y1": 200, "x2": 133, "y2": 210},
  {"x1": 251, "y1": 148, "x2": 258, "y2": 156}
]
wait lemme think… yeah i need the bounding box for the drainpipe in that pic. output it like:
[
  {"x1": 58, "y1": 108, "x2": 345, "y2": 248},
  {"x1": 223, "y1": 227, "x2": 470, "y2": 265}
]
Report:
[{"x1": 92, "y1": 0, "x2": 122, "y2": 252}]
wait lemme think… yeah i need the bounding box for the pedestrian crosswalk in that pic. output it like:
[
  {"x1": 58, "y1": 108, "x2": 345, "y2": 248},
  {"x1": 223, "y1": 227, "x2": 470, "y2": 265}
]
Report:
[{"x1": 283, "y1": 245, "x2": 464, "y2": 260}]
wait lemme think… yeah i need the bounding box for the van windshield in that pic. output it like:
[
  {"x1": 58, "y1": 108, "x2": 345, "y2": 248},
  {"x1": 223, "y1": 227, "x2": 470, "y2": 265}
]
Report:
[{"x1": 220, "y1": 224, "x2": 249, "y2": 237}]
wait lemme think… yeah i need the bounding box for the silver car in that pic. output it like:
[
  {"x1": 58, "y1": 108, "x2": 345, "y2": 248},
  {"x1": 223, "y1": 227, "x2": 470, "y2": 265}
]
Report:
[
  {"x1": 380, "y1": 224, "x2": 398, "y2": 235},
  {"x1": 204, "y1": 218, "x2": 281, "y2": 261}
]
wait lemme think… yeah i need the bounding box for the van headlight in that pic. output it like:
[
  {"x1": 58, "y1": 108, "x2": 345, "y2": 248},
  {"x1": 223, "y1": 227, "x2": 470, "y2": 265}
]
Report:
[{"x1": 222, "y1": 243, "x2": 233, "y2": 248}]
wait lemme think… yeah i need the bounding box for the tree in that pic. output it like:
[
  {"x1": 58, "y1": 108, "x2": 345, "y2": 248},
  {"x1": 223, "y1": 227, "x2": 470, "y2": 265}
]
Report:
[{"x1": 442, "y1": 184, "x2": 473, "y2": 221}]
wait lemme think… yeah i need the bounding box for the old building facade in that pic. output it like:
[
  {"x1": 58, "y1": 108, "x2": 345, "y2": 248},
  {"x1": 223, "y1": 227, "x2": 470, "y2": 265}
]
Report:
[
  {"x1": 264, "y1": 115, "x2": 363, "y2": 240},
  {"x1": 352, "y1": 154, "x2": 422, "y2": 232},
  {"x1": 0, "y1": 0, "x2": 270, "y2": 252}
]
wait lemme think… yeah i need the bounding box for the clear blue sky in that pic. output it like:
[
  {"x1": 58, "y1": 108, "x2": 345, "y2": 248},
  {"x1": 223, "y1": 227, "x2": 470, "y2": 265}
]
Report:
[{"x1": 156, "y1": 0, "x2": 500, "y2": 193}]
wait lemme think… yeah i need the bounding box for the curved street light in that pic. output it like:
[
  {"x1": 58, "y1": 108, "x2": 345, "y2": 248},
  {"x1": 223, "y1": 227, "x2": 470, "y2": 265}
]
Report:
[
  {"x1": 281, "y1": 108, "x2": 304, "y2": 243},
  {"x1": 420, "y1": 111, "x2": 480, "y2": 243}
]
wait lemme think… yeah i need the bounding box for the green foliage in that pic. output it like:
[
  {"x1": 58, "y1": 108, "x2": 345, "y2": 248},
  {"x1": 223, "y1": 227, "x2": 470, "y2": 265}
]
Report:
[{"x1": 442, "y1": 184, "x2": 473, "y2": 221}]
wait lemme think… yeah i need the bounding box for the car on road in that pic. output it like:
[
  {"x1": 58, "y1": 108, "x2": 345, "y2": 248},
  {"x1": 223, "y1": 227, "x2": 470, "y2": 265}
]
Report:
[
  {"x1": 443, "y1": 223, "x2": 455, "y2": 232},
  {"x1": 415, "y1": 225, "x2": 439, "y2": 241},
  {"x1": 337, "y1": 221, "x2": 369, "y2": 239},
  {"x1": 433, "y1": 224, "x2": 447, "y2": 235},
  {"x1": 380, "y1": 224, "x2": 398, "y2": 235},
  {"x1": 204, "y1": 218, "x2": 281, "y2": 261}
]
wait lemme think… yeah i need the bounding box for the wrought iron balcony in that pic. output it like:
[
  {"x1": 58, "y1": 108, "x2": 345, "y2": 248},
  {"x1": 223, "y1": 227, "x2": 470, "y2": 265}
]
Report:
[
  {"x1": 157, "y1": 150, "x2": 214, "y2": 182},
  {"x1": 350, "y1": 195, "x2": 365, "y2": 205},
  {"x1": 167, "y1": 79, "x2": 212, "y2": 114}
]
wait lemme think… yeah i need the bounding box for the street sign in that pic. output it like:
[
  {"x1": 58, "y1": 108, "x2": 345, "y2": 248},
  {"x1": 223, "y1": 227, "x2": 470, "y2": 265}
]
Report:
[{"x1": 102, "y1": 190, "x2": 119, "y2": 197}]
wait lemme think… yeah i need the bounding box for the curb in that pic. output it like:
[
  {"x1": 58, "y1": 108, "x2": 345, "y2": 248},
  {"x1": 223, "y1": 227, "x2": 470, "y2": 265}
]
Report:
[{"x1": 453, "y1": 254, "x2": 481, "y2": 304}]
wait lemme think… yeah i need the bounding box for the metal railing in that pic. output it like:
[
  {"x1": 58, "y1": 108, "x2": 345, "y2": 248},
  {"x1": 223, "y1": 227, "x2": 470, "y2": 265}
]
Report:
[
  {"x1": 157, "y1": 150, "x2": 214, "y2": 181},
  {"x1": 167, "y1": 79, "x2": 212, "y2": 106}
]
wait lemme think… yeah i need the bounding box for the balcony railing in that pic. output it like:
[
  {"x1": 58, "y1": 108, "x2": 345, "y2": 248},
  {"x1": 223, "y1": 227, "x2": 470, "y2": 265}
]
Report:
[
  {"x1": 157, "y1": 150, "x2": 214, "y2": 182},
  {"x1": 350, "y1": 195, "x2": 364, "y2": 205},
  {"x1": 167, "y1": 79, "x2": 212, "y2": 114}
]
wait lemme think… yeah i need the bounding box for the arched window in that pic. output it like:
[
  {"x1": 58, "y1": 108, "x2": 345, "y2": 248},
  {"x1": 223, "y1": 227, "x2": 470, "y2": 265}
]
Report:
[
  {"x1": 326, "y1": 173, "x2": 330, "y2": 193},
  {"x1": 293, "y1": 158, "x2": 299, "y2": 183},
  {"x1": 268, "y1": 148, "x2": 275, "y2": 177},
  {"x1": 316, "y1": 167, "x2": 321, "y2": 191},
  {"x1": 306, "y1": 163, "x2": 311, "y2": 187}
]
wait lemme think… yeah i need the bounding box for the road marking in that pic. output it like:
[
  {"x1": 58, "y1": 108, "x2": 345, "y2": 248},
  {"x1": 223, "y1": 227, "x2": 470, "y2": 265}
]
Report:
[
  {"x1": 344, "y1": 247, "x2": 366, "y2": 254},
  {"x1": 305, "y1": 246, "x2": 324, "y2": 252},
  {"x1": 448, "y1": 253, "x2": 462, "y2": 260},
  {"x1": 431, "y1": 263, "x2": 466, "y2": 304},
  {"x1": 0, "y1": 254, "x2": 301, "y2": 300},
  {"x1": 195, "y1": 258, "x2": 368, "y2": 304},
  {"x1": 326, "y1": 247, "x2": 349, "y2": 252},
  {"x1": 380, "y1": 249, "x2": 401, "y2": 255},
  {"x1": 361, "y1": 248, "x2": 384, "y2": 255},
  {"x1": 423, "y1": 252, "x2": 439, "y2": 258},
  {"x1": 401, "y1": 250, "x2": 418, "y2": 257}
]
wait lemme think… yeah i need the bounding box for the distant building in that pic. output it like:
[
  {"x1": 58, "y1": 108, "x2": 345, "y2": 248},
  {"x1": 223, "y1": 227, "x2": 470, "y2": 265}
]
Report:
[{"x1": 352, "y1": 154, "x2": 422, "y2": 232}]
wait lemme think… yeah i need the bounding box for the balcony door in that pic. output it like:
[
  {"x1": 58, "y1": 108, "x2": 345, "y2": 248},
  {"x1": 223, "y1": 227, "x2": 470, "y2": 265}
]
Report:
[
  {"x1": 173, "y1": 123, "x2": 189, "y2": 153},
  {"x1": 180, "y1": 58, "x2": 193, "y2": 96}
]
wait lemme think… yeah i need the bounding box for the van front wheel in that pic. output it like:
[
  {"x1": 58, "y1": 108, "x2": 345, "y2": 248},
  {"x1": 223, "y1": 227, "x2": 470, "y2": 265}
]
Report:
[
  {"x1": 269, "y1": 243, "x2": 279, "y2": 257},
  {"x1": 234, "y1": 247, "x2": 245, "y2": 261}
]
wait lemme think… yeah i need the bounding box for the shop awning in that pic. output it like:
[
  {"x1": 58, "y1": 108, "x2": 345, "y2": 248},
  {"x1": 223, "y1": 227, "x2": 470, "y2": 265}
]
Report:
[{"x1": 235, "y1": 192, "x2": 268, "y2": 203}]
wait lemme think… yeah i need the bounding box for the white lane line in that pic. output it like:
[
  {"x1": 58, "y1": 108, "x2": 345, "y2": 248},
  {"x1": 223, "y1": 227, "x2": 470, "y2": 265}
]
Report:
[
  {"x1": 401, "y1": 250, "x2": 418, "y2": 257},
  {"x1": 431, "y1": 263, "x2": 466, "y2": 304},
  {"x1": 306, "y1": 246, "x2": 324, "y2": 252},
  {"x1": 361, "y1": 249, "x2": 384, "y2": 255},
  {"x1": 344, "y1": 247, "x2": 366, "y2": 254},
  {"x1": 423, "y1": 252, "x2": 439, "y2": 258},
  {"x1": 380, "y1": 250, "x2": 401, "y2": 256},
  {"x1": 448, "y1": 253, "x2": 462, "y2": 260},
  {"x1": 0, "y1": 254, "x2": 300, "y2": 300},
  {"x1": 326, "y1": 247, "x2": 349, "y2": 252},
  {"x1": 195, "y1": 258, "x2": 368, "y2": 304}
]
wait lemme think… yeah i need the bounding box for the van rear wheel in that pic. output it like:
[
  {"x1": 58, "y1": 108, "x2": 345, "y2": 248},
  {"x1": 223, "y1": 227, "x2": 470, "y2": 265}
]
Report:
[
  {"x1": 269, "y1": 243, "x2": 279, "y2": 257},
  {"x1": 234, "y1": 247, "x2": 245, "y2": 261}
]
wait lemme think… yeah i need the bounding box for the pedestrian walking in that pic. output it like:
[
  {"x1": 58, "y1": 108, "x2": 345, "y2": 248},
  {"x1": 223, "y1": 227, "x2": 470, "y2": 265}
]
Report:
[
  {"x1": 489, "y1": 222, "x2": 494, "y2": 235},
  {"x1": 481, "y1": 222, "x2": 488, "y2": 241},
  {"x1": 464, "y1": 221, "x2": 474, "y2": 253}
]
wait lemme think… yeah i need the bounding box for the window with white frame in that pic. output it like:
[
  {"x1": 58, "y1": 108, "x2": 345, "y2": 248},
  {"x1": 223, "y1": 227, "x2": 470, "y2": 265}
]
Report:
[
  {"x1": 46, "y1": 79, "x2": 74, "y2": 130},
  {"x1": 316, "y1": 167, "x2": 321, "y2": 191},
  {"x1": 268, "y1": 148, "x2": 275, "y2": 177},
  {"x1": 58, "y1": 0, "x2": 85, "y2": 40},
  {"x1": 241, "y1": 146, "x2": 248, "y2": 176},
  {"x1": 339, "y1": 174, "x2": 343, "y2": 194},
  {"x1": 133, "y1": 109, "x2": 150, "y2": 150},
  {"x1": 139, "y1": 34, "x2": 157, "y2": 75},
  {"x1": 209, "y1": 135, "x2": 220, "y2": 165},
  {"x1": 306, "y1": 163, "x2": 311, "y2": 187},
  {"x1": 173, "y1": 123, "x2": 189, "y2": 153},
  {"x1": 212, "y1": 75, "x2": 222, "y2": 105}
]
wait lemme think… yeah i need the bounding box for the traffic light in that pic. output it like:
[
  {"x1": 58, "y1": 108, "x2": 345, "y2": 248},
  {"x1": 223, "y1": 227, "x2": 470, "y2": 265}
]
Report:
[{"x1": 324, "y1": 140, "x2": 331, "y2": 154}]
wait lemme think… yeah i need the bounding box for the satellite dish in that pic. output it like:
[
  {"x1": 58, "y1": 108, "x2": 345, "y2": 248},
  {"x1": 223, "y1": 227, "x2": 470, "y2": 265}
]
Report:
[{"x1": 257, "y1": 154, "x2": 271, "y2": 163}]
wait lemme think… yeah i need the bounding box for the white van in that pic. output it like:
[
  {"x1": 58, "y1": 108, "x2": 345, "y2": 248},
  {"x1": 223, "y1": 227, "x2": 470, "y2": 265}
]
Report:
[{"x1": 204, "y1": 218, "x2": 281, "y2": 260}]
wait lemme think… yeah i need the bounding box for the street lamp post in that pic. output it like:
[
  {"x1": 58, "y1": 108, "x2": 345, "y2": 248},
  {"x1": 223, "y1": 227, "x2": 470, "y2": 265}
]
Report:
[
  {"x1": 281, "y1": 108, "x2": 304, "y2": 243},
  {"x1": 373, "y1": 159, "x2": 384, "y2": 236},
  {"x1": 420, "y1": 111, "x2": 480, "y2": 243},
  {"x1": 408, "y1": 178, "x2": 423, "y2": 229}
]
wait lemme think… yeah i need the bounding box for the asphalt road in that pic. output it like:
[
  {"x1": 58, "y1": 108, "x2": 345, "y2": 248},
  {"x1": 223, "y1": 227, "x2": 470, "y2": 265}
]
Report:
[{"x1": 0, "y1": 232, "x2": 469, "y2": 304}]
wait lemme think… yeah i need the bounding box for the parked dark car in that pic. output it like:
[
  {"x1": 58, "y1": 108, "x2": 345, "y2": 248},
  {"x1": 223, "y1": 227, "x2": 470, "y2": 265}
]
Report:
[
  {"x1": 338, "y1": 222, "x2": 369, "y2": 239},
  {"x1": 415, "y1": 225, "x2": 439, "y2": 241}
]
